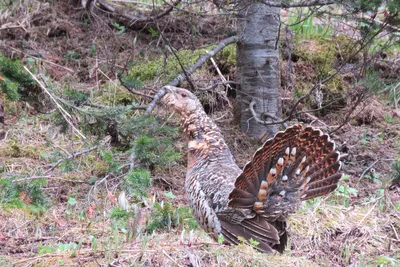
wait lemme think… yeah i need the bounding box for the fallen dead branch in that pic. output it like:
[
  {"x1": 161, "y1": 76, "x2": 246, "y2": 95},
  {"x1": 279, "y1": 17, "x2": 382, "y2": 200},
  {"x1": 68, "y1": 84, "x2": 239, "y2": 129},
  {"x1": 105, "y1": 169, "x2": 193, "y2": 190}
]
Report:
[{"x1": 93, "y1": 0, "x2": 182, "y2": 28}]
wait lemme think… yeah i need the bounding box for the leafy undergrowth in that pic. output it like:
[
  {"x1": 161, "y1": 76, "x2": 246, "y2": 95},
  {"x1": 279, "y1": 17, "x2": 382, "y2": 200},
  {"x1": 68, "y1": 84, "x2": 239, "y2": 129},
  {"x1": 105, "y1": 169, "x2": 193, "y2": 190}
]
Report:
[{"x1": 1, "y1": 108, "x2": 399, "y2": 267}]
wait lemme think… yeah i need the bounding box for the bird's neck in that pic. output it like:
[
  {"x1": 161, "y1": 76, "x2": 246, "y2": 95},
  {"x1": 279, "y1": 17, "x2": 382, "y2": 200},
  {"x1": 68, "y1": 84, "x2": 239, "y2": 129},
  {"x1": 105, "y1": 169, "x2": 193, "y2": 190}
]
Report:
[
  {"x1": 181, "y1": 110, "x2": 221, "y2": 140},
  {"x1": 181, "y1": 110, "x2": 236, "y2": 173}
]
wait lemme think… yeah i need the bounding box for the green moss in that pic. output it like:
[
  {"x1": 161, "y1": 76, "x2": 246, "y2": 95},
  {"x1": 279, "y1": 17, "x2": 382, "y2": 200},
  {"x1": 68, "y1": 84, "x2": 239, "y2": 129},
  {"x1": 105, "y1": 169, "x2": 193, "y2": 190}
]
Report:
[
  {"x1": 218, "y1": 44, "x2": 236, "y2": 66},
  {"x1": 97, "y1": 84, "x2": 138, "y2": 106},
  {"x1": 294, "y1": 39, "x2": 336, "y2": 78},
  {"x1": 292, "y1": 35, "x2": 357, "y2": 112},
  {"x1": 0, "y1": 141, "x2": 43, "y2": 159},
  {"x1": 128, "y1": 47, "x2": 214, "y2": 83},
  {"x1": 334, "y1": 35, "x2": 361, "y2": 61},
  {"x1": 91, "y1": 160, "x2": 109, "y2": 176},
  {"x1": 61, "y1": 173, "x2": 86, "y2": 181},
  {"x1": 294, "y1": 35, "x2": 360, "y2": 81}
]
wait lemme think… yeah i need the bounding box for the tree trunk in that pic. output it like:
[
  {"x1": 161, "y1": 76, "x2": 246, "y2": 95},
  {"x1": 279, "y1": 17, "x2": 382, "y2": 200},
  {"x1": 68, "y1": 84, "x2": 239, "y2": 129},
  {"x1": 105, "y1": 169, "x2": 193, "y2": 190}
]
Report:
[{"x1": 237, "y1": 1, "x2": 281, "y2": 139}]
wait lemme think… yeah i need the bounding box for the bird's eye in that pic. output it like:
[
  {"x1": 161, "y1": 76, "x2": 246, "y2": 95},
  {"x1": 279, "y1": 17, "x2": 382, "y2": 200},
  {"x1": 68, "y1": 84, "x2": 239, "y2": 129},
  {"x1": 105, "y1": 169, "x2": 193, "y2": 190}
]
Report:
[{"x1": 180, "y1": 92, "x2": 187, "y2": 98}]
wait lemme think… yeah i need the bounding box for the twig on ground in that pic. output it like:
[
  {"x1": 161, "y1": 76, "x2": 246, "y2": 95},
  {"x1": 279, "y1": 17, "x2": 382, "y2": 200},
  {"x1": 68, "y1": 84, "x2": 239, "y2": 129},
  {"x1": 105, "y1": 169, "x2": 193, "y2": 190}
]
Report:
[
  {"x1": 45, "y1": 146, "x2": 99, "y2": 174},
  {"x1": 329, "y1": 89, "x2": 367, "y2": 134},
  {"x1": 358, "y1": 160, "x2": 379, "y2": 182},
  {"x1": 12, "y1": 175, "x2": 85, "y2": 183},
  {"x1": 208, "y1": 54, "x2": 233, "y2": 108},
  {"x1": 161, "y1": 249, "x2": 179, "y2": 266}
]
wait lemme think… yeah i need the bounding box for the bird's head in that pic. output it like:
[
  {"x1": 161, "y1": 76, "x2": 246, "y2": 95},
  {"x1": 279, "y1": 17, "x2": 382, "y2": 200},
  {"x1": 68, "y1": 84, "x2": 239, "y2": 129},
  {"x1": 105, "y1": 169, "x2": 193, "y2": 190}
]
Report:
[{"x1": 162, "y1": 86, "x2": 203, "y2": 115}]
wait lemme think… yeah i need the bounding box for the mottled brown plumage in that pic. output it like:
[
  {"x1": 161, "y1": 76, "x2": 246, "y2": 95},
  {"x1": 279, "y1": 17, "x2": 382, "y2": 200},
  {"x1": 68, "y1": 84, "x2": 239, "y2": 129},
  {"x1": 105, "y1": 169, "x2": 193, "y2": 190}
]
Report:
[{"x1": 162, "y1": 86, "x2": 342, "y2": 253}]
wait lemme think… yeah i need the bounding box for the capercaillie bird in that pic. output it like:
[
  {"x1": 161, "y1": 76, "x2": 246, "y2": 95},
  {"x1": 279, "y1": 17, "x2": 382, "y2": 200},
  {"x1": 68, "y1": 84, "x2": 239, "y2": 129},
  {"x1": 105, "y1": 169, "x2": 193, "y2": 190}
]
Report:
[{"x1": 162, "y1": 86, "x2": 342, "y2": 253}]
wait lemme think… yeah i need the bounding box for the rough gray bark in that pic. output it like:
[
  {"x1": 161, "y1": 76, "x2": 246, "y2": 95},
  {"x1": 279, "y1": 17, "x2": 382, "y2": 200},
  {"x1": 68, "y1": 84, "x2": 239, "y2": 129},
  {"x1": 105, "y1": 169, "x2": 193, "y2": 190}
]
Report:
[{"x1": 237, "y1": 1, "x2": 281, "y2": 138}]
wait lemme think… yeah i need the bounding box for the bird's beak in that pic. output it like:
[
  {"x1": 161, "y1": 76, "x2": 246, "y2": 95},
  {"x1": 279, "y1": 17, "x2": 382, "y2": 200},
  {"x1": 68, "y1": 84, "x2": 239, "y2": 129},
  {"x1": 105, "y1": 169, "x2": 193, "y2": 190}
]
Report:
[
  {"x1": 161, "y1": 86, "x2": 173, "y2": 106},
  {"x1": 163, "y1": 86, "x2": 174, "y2": 94}
]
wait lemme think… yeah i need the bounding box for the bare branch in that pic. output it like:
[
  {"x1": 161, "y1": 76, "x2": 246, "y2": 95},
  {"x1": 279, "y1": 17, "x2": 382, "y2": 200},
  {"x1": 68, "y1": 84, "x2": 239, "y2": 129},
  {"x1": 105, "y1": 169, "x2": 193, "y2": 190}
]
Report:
[
  {"x1": 158, "y1": 25, "x2": 197, "y2": 91},
  {"x1": 117, "y1": 75, "x2": 154, "y2": 99},
  {"x1": 263, "y1": 0, "x2": 337, "y2": 8},
  {"x1": 197, "y1": 81, "x2": 239, "y2": 91},
  {"x1": 84, "y1": 102, "x2": 148, "y2": 110},
  {"x1": 144, "y1": 36, "x2": 239, "y2": 115},
  {"x1": 44, "y1": 146, "x2": 99, "y2": 174},
  {"x1": 249, "y1": 100, "x2": 289, "y2": 128},
  {"x1": 329, "y1": 88, "x2": 367, "y2": 134}
]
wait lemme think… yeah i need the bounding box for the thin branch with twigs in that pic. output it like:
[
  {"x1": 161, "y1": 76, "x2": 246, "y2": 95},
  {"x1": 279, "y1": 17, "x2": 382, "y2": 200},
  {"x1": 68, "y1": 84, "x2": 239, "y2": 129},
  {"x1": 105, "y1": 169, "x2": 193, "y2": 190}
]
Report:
[
  {"x1": 23, "y1": 66, "x2": 87, "y2": 141},
  {"x1": 144, "y1": 35, "x2": 239, "y2": 115},
  {"x1": 44, "y1": 146, "x2": 99, "y2": 174},
  {"x1": 158, "y1": 25, "x2": 197, "y2": 91}
]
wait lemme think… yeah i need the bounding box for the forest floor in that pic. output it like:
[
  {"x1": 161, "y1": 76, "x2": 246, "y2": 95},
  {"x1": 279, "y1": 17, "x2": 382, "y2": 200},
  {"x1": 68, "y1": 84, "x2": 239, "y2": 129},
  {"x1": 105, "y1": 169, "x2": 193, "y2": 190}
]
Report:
[{"x1": 1, "y1": 2, "x2": 400, "y2": 266}]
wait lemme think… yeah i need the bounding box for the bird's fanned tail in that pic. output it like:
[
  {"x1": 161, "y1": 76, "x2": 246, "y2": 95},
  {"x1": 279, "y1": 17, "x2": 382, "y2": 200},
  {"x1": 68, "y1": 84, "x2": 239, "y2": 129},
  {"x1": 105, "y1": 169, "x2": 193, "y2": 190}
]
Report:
[{"x1": 220, "y1": 125, "x2": 342, "y2": 253}]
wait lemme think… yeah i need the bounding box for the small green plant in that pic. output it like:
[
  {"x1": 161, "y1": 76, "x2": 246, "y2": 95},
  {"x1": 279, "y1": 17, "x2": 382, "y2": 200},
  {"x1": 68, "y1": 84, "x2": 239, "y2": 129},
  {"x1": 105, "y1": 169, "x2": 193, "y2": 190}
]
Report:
[
  {"x1": 148, "y1": 28, "x2": 158, "y2": 37},
  {"x1": 331, "y1": 175, "x2": 357, "y2": 207},
  {"x1": 64, "y1": 50, "x2": 80, "y2": 62},
  {"x1": 101, "y1": 150, "x2": 120, "y2": 172},
  {"x1": 249, "y1": 237, "x2": 260, "y2": 247},
  {"x1": 360, "y1": 131, "x2": 369, "y2": 146},
  {"x1": 0, "y1": 55, "x2": 34, "y2": 101},
  {"x1": 38, "y1": 244, "x2": 56, "y2": 255},
  {"x1": 112, "y1": 22, "x2": 126, "y2": 35},
  {"x1": 122, "y1": 169, "x2": 151, "y2": 200},
  {"x1": 110, "y1": 208, "x2": 131, "y2": 219},
  {"x1": 146, "y1": 201, "x2": 198, "y2": 233},
  {"x1": 384, "y1": 114, "x2": 395, "y2": 123},
  {"x1": 373, "y1": 255, "x2": 398, "y2": 266},
  {"x1": 134, "y1": 135, "x2": 180, "y2": 168},
  {"x1": 63, "y1": 89, "x2": 88, "y2": 102},
  {"x1": 60, "y1": 158, "x2": 74, "y2": 172},
  {"x1": 0, "y1": 177, "x2": 47, "y2": 209},
  {"x1": 364, "y1": 170, "x2": 380, "y2": 184},
  {"x1": 89, "y1": 44, "x2": 97, "y2": 56},
  {"x1": 288, "y1": 9, "x2": 333, "y2": 38},
  {"x1": 65, "y1": 196, "x2": 78, "y2": 217},
  {"x1": 335, "y1": 184, "x2": 358, "y2": 207},
  {"x1": 38, "y1": 242, "x2": 79, "y2": 255},
  {"x1": 339, "y1": 242, "x2": 356, "y2": 265}
]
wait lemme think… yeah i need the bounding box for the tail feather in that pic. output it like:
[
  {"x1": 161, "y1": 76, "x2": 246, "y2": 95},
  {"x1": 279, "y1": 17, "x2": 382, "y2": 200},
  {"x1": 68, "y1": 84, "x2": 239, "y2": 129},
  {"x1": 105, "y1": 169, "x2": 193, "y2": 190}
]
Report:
[
  {"x1": 301, "y1": 183, "x2": 339, "y2": 200},
  {"x1": 228, "y1": 196, "x2": 257, "y2": 209},
  {"x1": 308, "y1": 162, "x2": 342, "y2": 185},
  {"x1": 225, "y1": 125, "x2": 342, "y2": 253},
  {"x1": 219, "y1": 216, "x2": 280, "y2": 254}
]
